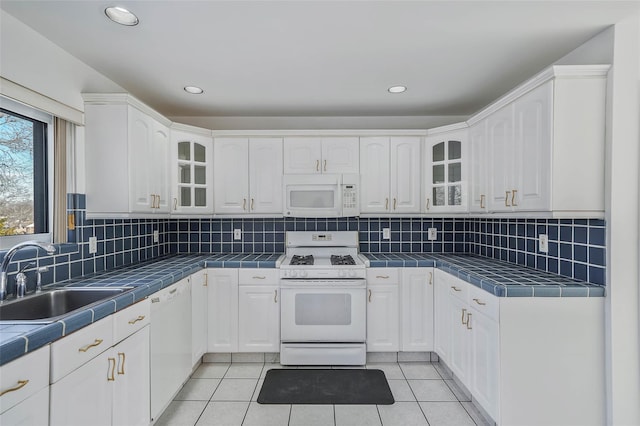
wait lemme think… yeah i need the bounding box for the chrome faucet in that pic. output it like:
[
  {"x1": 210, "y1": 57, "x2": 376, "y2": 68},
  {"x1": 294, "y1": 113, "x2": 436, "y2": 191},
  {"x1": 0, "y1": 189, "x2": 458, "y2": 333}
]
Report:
[{"x1": 0, "y1": 241, "x2": 56, "y2": 301}]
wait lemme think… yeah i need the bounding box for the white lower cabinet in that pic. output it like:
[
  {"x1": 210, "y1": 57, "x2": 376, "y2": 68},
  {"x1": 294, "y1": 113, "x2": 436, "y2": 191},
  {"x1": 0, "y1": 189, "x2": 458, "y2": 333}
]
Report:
[
  {"x1": 400, "y1": 268, "x2": 435, "y2": 351},
  {"x1": 192, "y1": 269, "x2": 208, "y2": 366},
  {"x1": 207, "y1": 269, "x2": 239, "y2": 352},
  {"x1": 50, "y1": 300, "x2": 151, "y2": 426},
  {"x1": 0, "y1": 345, "x2": 50, "y2": 424},
  {"x1": 366, "y1": 269, "x2": 399, "y2": 352},
  {"x1": 238, "y1": 270, "x2": 280, "y2": 352},
  {"x1": 434, "y1": 271, "x2": 605, "y2": 425}
]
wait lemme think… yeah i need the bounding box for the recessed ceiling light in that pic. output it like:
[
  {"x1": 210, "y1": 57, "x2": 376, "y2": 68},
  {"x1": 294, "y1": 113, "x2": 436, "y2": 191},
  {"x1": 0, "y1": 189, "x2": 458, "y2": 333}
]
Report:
[
  {"x1": 388, "y1": 85, "x2": 407, "y2": 94},
  {"x1": 105, "y1": 6, "x2": 139, "y2": 26},
  {"x1": 184, "y1": 86, "x2": 204, "y2": 95}
]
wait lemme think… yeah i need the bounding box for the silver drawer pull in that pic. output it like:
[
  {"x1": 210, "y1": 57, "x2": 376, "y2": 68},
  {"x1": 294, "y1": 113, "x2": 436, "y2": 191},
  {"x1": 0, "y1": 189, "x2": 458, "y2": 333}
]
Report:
[
  {"x1": 473, "y1": 298, "x2": 487, "y2": 306},
  {"x1": 151, "y1": 297, "x2": 160, "y2": 303},
  {"x1": 451, "y1": 286, "x2": 461, "y2": 292},
  {"x1": 169, "y1": 288, "x2": 177, "y2": 294},
  {"x1": 253, "y1": 276, "x2": 266, "y2": 279},
  {"x1": 128, "y1": 315, "x2": 146, "y2": 325},
  {"x1": 376, "y1": 275, "x2": 389, "y2": 279},
  {"x1": 79, "y1": 339, "x2": 103, "y2": 353}
]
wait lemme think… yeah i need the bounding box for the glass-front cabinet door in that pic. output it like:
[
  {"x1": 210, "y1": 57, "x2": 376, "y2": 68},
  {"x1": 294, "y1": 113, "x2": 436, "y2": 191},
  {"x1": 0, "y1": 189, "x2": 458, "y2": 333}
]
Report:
[
  {"x1": 423, "y1": 127, "x2": 468, "y2": 214},
  {"x1": 171, "y1": 128, "x2": 214, "y2": 215}
]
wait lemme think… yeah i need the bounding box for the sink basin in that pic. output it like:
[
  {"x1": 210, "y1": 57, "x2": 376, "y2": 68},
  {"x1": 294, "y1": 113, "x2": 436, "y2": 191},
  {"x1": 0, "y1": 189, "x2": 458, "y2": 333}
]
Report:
[{"x1": 0, "y1": 287, "x2": 131, "y2": 322}]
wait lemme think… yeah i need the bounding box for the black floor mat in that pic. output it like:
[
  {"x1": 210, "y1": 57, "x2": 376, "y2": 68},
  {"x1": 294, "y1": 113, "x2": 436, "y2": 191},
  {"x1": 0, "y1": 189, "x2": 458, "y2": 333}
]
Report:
[{"x1": 257, "y1": 369, "x2": 395, "y2": 405}]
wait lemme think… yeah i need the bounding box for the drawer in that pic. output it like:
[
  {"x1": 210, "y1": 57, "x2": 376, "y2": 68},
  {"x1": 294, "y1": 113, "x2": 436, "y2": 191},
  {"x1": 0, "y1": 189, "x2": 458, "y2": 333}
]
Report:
[
  {"x1": 0, "y1": 345, "x2": 49, "y2": 414},
  {"x1": 113, "y1": 298, "x2": 150, "y2": 344},
  {"x1": 468, "y1": 284, "x2": 499, "y2": 322},
  {"x1": 447, "y1": 276, "x2": 469, "y2": 302},
  {"x1": 239, "y1": 269, "x2": 279, "y2": 285},
  {"x1": 50, "y1": 315, "x2": 113, "y2": 383},
  {"x1": 366, "y1": 268, "x2": 399, "y2": 285}
]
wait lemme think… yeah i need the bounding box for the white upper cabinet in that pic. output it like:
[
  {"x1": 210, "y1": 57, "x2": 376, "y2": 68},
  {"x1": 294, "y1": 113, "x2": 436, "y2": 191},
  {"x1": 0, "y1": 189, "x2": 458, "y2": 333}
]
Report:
[
  {"x1": 469, "y1": 121, "x2": 489, "y2": 213},
  {"x1": 283, "y1": 136, "x2": 359, "y2": 174},
  {"x1": 171, "y1": 128, "x2": 214, "y2": 215},
  {"x1": 214, "y1": 137, "x2": 283, "y2": 215},
  {"x1": 469, "y1": 65, "x2": 609, "y2": 217},
  {"x1": 360, "y1": 136, "x2": 421, "y2": 214},
  {"x1": 423, "y1": 127, "x2": 468, "y2": 214},
  {"x1": 84, "y1": 95, "x2": 171, "y2": 218}
]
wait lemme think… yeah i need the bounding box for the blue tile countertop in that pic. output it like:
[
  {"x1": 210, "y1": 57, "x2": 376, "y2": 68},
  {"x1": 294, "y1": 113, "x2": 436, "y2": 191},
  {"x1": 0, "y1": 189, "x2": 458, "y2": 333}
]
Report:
[
  {"x1": 0, "y1": 253, "x2": 283, "y2": 366},
  {"x1": 362, "y1": 253, "x2": 606, "y2": 299}
]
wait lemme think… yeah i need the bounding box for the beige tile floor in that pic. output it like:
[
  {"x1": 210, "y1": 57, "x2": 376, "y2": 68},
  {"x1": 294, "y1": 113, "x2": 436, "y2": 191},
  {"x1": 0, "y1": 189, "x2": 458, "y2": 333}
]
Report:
[{"x1": 155, "y1": 362, "x2": 491, "y2": 426}]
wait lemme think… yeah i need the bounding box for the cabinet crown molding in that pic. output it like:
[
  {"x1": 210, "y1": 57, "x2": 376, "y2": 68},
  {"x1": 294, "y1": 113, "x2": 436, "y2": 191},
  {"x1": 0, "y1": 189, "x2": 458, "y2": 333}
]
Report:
[
  {"x1": 82, "y1": 92, "x2": 173, "y2": 127},
  {"x1": 426, "y1": 122, "x2": 468, "y2": 136},
  {"x1": 170, "y1": 121, "x2": 213, "y2": 137},
  {"x1": 466, "y1": 64, "x2": 610, "y2": 126}
]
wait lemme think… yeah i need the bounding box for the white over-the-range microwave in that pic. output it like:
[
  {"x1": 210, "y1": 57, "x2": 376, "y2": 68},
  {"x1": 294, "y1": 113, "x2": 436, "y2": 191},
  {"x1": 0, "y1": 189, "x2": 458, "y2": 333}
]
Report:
[{"x1": 283, "y1": 174, "x2": 359, "y2": 218}]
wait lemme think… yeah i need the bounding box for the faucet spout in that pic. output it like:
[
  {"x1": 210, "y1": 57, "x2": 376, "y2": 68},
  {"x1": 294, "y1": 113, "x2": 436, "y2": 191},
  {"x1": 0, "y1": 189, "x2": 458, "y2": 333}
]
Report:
[{"x1": 0, "y1": 241, "x2": 57, "y2": 301}]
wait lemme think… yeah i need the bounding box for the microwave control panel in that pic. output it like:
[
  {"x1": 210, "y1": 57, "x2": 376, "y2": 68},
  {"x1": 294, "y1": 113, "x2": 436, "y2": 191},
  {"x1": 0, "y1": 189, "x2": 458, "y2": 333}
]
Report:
[{"x1": 343, "y1": 185, "x2": 357, "y2": 209}]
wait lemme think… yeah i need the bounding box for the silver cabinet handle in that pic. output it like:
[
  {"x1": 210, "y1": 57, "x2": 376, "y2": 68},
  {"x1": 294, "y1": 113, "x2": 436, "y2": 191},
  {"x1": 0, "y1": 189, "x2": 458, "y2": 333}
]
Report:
[
  {"x1": 426, "y1": 197, "x2": 430, "y2": 210},
  {"x1": 428, "y1": 272, "x2": 433, "y2": 285},
  {"x1": 480, "y1": 194, "x2": 485, "y2": 209},
  {"x1": 243, "y1": 198, "x2": 247, "y2": 210},
  {"x1": 251, "y1": 198, "x2": 254, "y2": 211},
  {"x1": 173, "y1": 198, "x2": 178, "y2": 210},
  {"x1": 376, "y1": 275, "x2": 389, "y2": 279},
  {"x1": 253, "y1": 276, "x2": 266, "y2": 279},
  {"x1": 324, "y1": 159, "x2": 327, "y2": 172},
  {"x1": 274, "y1": 289, "x2": 278, "y2": 303},
  {"x1": 368, "y1": 289, "x2": 372, "y2": 303},
  {"x1": 505, "y1": 191, "x2": 511, "y2": 207},
  {"x1": 393, "y1": 198, "x2": 397, "y2": 210},
  {"x1": 512, "y1": 189, "x2": 518, "y2": 206},
  {"x1": 316, "y1": 159, "x2": 320, "y2": 172}
]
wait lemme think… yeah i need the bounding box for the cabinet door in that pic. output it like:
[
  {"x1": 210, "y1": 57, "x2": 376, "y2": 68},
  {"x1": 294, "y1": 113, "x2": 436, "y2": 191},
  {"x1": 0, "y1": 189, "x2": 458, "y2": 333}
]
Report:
[
  {"x1": 50, "y1": 353, "x2": 112, "y2": 426},
  {"x1": 238, "y1": 285, "x2": 280, "y2": 352},
  {"x1": 424, "y1": 131, "x2": 467, "y2": 213},
  {"x1": 152, "y1": 121, "x2": 170, "y2": 213},
  {"x1": 113, "y1": 327, "x2": 150, "y2": 426},
  {"x1": 469, "y1": 310, "x2": 500, "y2": 421},
  {"x1": 360, "y1": 137, "x2": 390, "y2": 213},
  {"x1": 207, "y1": 269, "x2": 239, "y2": 352},
  {"x1": 128, "y1": 106, "x2": 154, "y2": 212},
  {"x1": 366, "y1": 285, "x2": 399, "y2": 352},
  {"x1": 214, "y1": 138, "x2": 249, "y2": 214},
  {"x1": 0, "y1": 386, "x2": 49, "y2": 426},
  {"x1": 283, "y1": 137, "x2": 322, "y2": 174},
  {"x1": 322, "y1": 137, "x2": 359, "y2": 174},
  {"x1": 513, "y1": 81, "x2": 552, "y2": 211},
  {"x1": 249, "y1": 138, "x2": 283, "y2": 214},
  {"x1": 448, "y1": 294, "x2": 470, "y2": 387},
  {"x1": 191, "y1": 270, "x2": 208, "y2": 366},
  {"x1": 390, "y1": 137, "x2": 422, "y2": 213},
  {"x1": 488, "y1": 105, "x2": 515, "y2": 212},
  {"x1": 172, "y1": 130, "x2": 214, "y2": 214},
  {"x1": 433, "y1": 271, "x2": 451, "y2": 363},
  {"x1": 469, "y1": 121, "x2": 489, "y2": 212},
  {"x1": 401, "y1": 268, "x2": 434, "y2": 352}
]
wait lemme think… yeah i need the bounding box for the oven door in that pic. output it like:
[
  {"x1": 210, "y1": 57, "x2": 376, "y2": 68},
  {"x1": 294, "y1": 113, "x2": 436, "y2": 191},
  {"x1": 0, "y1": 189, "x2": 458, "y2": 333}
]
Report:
[{"x1": 280, "y1": 284, "x2": 366, "y2": 342}]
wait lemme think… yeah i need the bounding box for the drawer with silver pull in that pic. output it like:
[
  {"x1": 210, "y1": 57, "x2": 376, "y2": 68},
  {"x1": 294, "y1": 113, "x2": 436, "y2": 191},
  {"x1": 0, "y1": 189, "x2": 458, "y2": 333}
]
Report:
[
  {"x1": 468, "y1": 283, "x2": 499, "y2": 321},
  {"x1": 0, "y1": 345, "x2": 49, "y2": 414}
]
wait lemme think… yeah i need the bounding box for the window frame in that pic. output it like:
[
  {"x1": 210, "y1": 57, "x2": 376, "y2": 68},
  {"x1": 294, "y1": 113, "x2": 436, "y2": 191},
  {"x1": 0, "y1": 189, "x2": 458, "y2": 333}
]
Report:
[{"x1": 0, "y1": 97, "x2": 54, "y2": 250}]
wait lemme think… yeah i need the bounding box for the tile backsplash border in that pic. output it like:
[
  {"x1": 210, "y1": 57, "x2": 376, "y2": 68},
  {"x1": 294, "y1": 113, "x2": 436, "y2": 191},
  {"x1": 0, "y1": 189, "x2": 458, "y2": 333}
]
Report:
[{"x1": 0, "y1": 194, "x2": 606, "y2": 292}]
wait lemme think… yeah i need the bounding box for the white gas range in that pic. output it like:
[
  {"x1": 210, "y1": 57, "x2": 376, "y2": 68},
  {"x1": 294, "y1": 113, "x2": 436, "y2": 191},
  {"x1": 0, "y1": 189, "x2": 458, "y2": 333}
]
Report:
[{"x1": 279, "y1": 231, "x2": 368, "y2": 365}]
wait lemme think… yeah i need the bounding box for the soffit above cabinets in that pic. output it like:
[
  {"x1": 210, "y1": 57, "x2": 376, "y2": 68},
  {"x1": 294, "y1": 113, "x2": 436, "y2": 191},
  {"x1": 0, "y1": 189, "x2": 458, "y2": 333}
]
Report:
[{"x1": 1, "y1": 1, "x2": 637, "y2": 121}]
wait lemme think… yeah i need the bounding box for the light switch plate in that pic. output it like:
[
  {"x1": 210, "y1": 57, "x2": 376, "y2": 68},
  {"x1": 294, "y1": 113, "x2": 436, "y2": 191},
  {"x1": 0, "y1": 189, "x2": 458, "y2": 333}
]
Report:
[
  {"x1": 234, "y1": 229, "x2": 242, "y2": 240},
  {"x1": 382, "y1": 228, "x2": 391, "y2": 240},
  {"x1": 88, "y1": 237, "x2": 97, "y2": 254},
  {"x1": 428, "y1": 228, "x2": 437, "y2": 241},
  {"x1": 539, "y1": 234, "x2": 549, "y2": 253},
  {"x1": 153, "y1": 230, "x2": 159, "y2": 243}
]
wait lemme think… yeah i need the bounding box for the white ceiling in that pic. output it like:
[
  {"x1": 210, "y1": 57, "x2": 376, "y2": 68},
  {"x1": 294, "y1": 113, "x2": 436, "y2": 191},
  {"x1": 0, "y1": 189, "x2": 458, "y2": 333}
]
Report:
[{"x1": 1, "y1": 1, "x2": 638, "y2": 121}]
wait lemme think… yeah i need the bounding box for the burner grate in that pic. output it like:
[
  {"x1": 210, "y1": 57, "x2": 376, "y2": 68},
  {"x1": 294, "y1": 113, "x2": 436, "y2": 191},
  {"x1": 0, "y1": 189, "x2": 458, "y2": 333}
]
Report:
[
  {"x1": 290, "y1": 255, "x2": 314, "y2": 266},
  {"x1": 330, "y1": 255, "x2": 356, "y2": 266}
]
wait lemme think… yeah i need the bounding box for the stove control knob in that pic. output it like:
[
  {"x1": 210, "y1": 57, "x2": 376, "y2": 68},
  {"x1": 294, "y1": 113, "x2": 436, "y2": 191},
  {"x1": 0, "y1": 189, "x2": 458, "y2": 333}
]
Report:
[
  {"x1": 290, "y1": 270, "x2": 298, "y2": 277},
  {"x1": 338, "y1": 270, "x2": 346, "y2": 278},
  {"x1": 300, "y1": 270, "x2": 308, "y2": 278}
]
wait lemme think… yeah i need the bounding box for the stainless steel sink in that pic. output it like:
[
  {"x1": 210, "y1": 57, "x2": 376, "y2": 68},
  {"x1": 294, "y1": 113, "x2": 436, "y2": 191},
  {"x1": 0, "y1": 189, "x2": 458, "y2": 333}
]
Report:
[{"x1": 0, "y1": 287, "x2": 131, "y2": 322}]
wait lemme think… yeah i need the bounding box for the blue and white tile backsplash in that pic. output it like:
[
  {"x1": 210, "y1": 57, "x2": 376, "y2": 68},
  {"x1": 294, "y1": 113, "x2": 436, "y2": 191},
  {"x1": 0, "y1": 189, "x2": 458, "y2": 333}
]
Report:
[{"x1": 0, "y1": 194, "x2": 606, "y2": 292}]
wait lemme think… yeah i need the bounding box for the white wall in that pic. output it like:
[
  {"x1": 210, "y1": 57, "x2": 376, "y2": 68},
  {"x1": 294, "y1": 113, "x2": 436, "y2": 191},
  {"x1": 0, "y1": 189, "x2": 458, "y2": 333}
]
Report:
[
  {"x1": 603, "y1": 15, "x2": 640, "y2": 425},
  {"x1": 555, "y1": 26, "x2": 614, "y2": 65},
  {"x1": 0, "y1": 10, "x2": 124, "y2": 115}
]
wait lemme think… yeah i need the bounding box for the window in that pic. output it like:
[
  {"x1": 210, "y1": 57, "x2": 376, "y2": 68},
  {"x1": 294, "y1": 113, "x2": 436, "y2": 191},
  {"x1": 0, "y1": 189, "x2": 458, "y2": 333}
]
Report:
[{"x1": 0, "y1": 98, "x2": 53, "y2": 247}]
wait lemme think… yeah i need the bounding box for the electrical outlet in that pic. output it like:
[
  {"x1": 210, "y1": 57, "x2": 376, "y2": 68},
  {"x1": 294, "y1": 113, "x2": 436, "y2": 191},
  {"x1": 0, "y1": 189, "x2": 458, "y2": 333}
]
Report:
[
  {"x1": 88, "y1": 237, "x2": 97, "y2": 254},
  {"x1": 428, "y1": 228, "x2": 437, "y2": 241},
  {"x1": 382, "y1": 228, "x2": 391, "y2": 240},
  {"x1": 153, "y1": 230, "x2": 159, "y2": 243},
  {"x1": 234, "y1": 229, "x2": 242, "y2": 240},
  {"x1": 539, "y1": 234, "x2": 549, "y2": 253}
]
